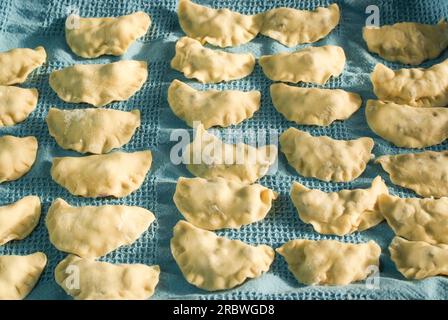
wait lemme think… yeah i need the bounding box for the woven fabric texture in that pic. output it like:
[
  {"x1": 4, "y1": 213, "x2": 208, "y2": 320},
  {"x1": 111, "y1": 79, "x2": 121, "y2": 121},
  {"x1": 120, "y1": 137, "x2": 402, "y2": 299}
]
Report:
[{"x1": 0, "y1": 0, "x2": 447, "y2": 300}]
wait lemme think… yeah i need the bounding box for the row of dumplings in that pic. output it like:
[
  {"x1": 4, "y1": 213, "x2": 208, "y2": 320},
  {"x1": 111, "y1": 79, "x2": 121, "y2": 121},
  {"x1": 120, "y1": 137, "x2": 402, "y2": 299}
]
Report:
[{"x1": 1, "y1": 10, "x2": 161, "y2": 300}]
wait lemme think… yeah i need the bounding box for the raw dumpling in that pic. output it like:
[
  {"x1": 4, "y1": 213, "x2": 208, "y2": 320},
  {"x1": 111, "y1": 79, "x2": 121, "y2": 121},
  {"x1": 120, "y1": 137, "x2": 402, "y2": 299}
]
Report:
[
  {"x1": 171, "y1": 37, "x2": 255, "y2": 83},
  {"x1": 366, "y1": 100, "x2": 448, "y2": 148},
  {"x1": 259, "y1": 45, "x2": 345, "y2": 84},
  {"x1": 277, "y1": 239, "x2": 381, "y2": 285},
  {"x1": 171, "y1": 220, "x2": 274, "y2": 291},
  {"x1": 379, "y1": 194, "x2": 448, "y2": 245},
  {"x1": 0, "y1": 86, "x2": 38, "y2": 127},
  {"x1": 363, "y1": 20, "x2": 448, "y2": 65},
  {"x1": 290, "y1": 176, "x2": 388, "y2": 236},
  {"x1": 260, "y1": 4, "x2": 340, "y2": 47},
  {"x1": 0, "y1": 196, "x2": 41, "y2": 246},
  {"x1": 51, "y1": 150, "x2": 152, "y2": 198},
  {"x1": 173, "y1": 177, "x2": 277, "y2": 230},
  {"x1": 55, "y1": 255, "x2": 160, "y2": 300},
  {"x1": 177, "y1": 0, "x2": 262, "y2": 47},
  {"x1": 46, "y1": 198, "x2": 155, "y2": 258},
  {"x1": 280, "y1": 128, "x2": 374, "y2": 182},
  {"x1": 167, "y1": 79, "x2": 260, "y2": 128},
  {"x1": 389, "y1": 236, "x2": 448, "y2": 279},
  {"x1": 270, "y1": 83, "x2": 361, "y2": 126},
  {"x1": 46, "y1": 107, "x2": 141, "y2": 154},
  {"x1": 66, "y1": 12, "x2": 151, "y2": 58},
  {"x1": 0, "y1": 135, "x2": 38, "y2": 184},
  {"x1": 184, "y1": 124, "x2": 277, "y2": 184},
  {"x1": 371, "y1": 60, "x2": 448, "y2": 108},
  {"x1": 0, "y1": 252, "x2": 47, "y2": 300},
  {"x1": 49, "y1": 60, "x2": 148, "y2": 107},
  {"x1": 376, "y1": 151, "x2": 448, "y2": 198},
  {"x1": 0, "y1": 47, "x2": 46, "y2": 85}
]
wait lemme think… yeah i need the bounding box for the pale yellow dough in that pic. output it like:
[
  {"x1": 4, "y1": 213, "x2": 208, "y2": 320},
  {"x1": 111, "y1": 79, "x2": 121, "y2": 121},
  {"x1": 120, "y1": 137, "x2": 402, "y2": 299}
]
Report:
[
  {"x1": 184, "y1": 124, "x2": 277, "y2": 184},
  {"x1": 178, "y1": 0, "x2": 262, "y2": 48},
  {"x1": 0, "y1": 196, "x2": 41, "y2": 246},
  {"x1": 389, "y1": 236, "x2": 448, "y2": 279},
  {"x1": 46, "y1": 198, "x2": 155, "y2": 258},
  {"x1": 0, "y1": 86, "x2": 38, "y2": 127},
  {"x1": 55, "y1": 255, "x2": 160, "y2": 300},
  {"x1": 0, "y1": 135, "x2": 38, "y2": 184},
  {"x1": 259, "y1": 45, "x2": 345, "y2": 84},
  {"x1": 0, "y1": 47, "x2": 46, "y2": 85},
  {"x1": 46, "y1": 107, "x2": 141, "y2": 154},
  {"x1": 376, "y1": 151, "x2": 448, "y2": 198},
  {"x1": 51, "y1": 150, "x2": 152, "y2": 198},
  {"x1": 277, "y1": 239, "x2": 381, "y2": 285},
  {"x1": 280, "y1": 128, "x2": 374, "y2": 182},
  {"x1": 290, "y1": 176, "x2": 388, "y2": 236},
  {"x1": 167, "y1": 79, "x2": 260, "y2": 129},
  {"x1": 171, "y1": 37, "x2": 255, "y2": 83},
  {"x1": 171, "y1": 220, "x2": 274, "y2": 291},
  {"x1": 66, "y1": 11, "x2": 151, "y2": 58},
  {"x1": 379, "y1": 194, "x2": 448, "y2": 245},
  {"x1": 270, "y1": 83, "x2": 361, "y2": 126},
  {"x1": 0, "y1": 252, "x2": 47, "y2": 300},
  {"x1": 371, "y1": 60, "x2": 448, "y2": 108},
  {"x1": 260, "y1": 4, "x2": 340, "y2": 47},
  {"x1": 49, "y1": 60, "x2": 148, "y2": 107},
  {"x1": 366, "y1": 100, "x2": 448, "y2": 148},
  {"x1": 363, "y1": 20, "x2": 448, "y2": 65},
  {"x1": 173, "y1": 177, "x2": 277, "y2": 230}
]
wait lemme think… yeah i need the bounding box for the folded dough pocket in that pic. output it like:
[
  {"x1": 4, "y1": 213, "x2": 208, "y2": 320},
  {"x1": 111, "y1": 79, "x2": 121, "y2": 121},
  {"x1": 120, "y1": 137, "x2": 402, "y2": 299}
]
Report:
[
  {"x1": 49, "y1": 60, "x2": 148, "y2": 107},
  {"x1": 55, "y1": 255, "x2": 160, "y2": 300},
  {"x1": 46, "y1": 198, "x2": 155, "y2": 258},
  {"x1": 280, "y1": 127, "x2": 373, "y2": 182},
  {"x1": 173, "y1": 177, "x2": 277, "y2": 230},
  {"x1": 0, "y1": 196, "x2": 41, "y2": 246},
  {"x1": 376, "y1": 150, "x2": 448, "y2": 198},
  {"x1": 171, "y1": 37, "x2": 255, "y2": 83},
  {"x1": 170, "y1": 220, "x2": 275, "y2": 291},
  {"x1": 277, "y1": 239, "x2": 381, "y2": 285},
  {"x1": 363, "y1": 20, "x2": 448, "y2": 65},
  {"x1": 177, "y1": 0, "x2": 262, "y2": 48},
  {"x1": 66, "y1": 12, "x2": 151, "y2": 58},
  {"x1": 51, "y1": 150, "x2": 152, "y2": 198},
  {"x1": 0, "y1": 252, "x2": 47, "y2": 300},
  {"x1": 0, "y1": 135, "x2": 38, "y2": 184},
  {"x1": 371, "y1": 60, "x2": 448, "y2": 108},
  {"x1": 259, "y1": 45, "x2": 345, "y2": 84},
  {"x1": 366, "y1": 100, "x2": 448, "y2": 148},
  {"x1": 0, "y1": 86, "x2": 38, "y2": 127},
  {"x1": 0, "y1": 46, "x2": 46, "y2": 85},
  {"x1": 183, "y1": 124, "x2": 277, "y2": 184},
  {"x1": 260, "y1": 4, "x2": 340, "y2": 47},
  {"x1": 167, "y1": 79, "x2": 260, "y2": 128},
  {"x1": 290, "y1": 176, "x2": 388, "y2": 236}
]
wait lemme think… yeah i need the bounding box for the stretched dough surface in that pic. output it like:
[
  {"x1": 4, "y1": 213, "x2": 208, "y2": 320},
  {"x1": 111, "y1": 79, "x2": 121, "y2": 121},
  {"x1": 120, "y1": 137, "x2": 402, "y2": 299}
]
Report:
[
  {"x1": 0, "y1": 47, "x2": 46, "y2": 85},
  {"x1": 0, "y1": 86, "x2": 38, "y2": 127}
]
